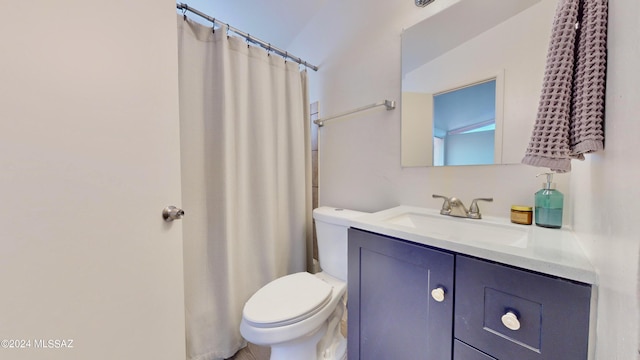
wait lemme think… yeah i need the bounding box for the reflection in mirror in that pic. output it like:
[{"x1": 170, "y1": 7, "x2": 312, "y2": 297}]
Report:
[
  {"x1": 401, "y1": 71, "x2": 504, "y2": 168},
  {"x1": 400, "y1": 0, "x2": 553, "y2": 167},
  {"x1": 433, "y1": 79, "x2": 496, "y2": 166}
]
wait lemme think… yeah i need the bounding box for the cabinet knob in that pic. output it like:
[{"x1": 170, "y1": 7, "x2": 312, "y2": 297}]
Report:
[
  {"x1": 501, "y1": 311, "x2": 521, "y2": 331},
  {"x1": 431, "y1": 287, "x2": 446, "y2": 302}
]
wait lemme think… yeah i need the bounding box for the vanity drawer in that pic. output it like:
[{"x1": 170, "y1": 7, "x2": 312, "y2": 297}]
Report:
[
  {"x1": 454, "y1": 340, "x2": 496, "y2": 360},
  {"x1": 454, "y1": 255, "x2": 591, "y2": 360}
]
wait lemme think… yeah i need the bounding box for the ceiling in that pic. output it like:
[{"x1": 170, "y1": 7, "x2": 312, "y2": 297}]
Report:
[{"x1": 178, "y1": 0, "x2": 326, "y2": 49}]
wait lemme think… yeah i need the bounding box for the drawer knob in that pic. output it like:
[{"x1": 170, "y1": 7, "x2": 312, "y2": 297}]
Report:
[
  {"x1": 501, "y1": 311, "x2": 521, "y2": 331},
  {"x1": 431, "y1": 287, "x2": 446, "y2": 302}
]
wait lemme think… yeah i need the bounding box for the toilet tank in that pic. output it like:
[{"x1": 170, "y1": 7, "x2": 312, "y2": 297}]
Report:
[{"x1": 313, "y1": 207, "x2": 367, "y2": 282}]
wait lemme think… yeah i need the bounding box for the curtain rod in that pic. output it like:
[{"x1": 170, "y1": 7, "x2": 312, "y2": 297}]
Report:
[
  {"x1": 176, "y1": 3, "x2": 319, "y2": 72},
  {"x1": 313, "y1": 100, "x2": 396, "y2": 127}
]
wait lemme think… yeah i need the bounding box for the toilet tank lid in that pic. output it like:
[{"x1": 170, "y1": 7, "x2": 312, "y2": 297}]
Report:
[{"x1": 313, "y1": 207, "x2": 367, "y2": 227}]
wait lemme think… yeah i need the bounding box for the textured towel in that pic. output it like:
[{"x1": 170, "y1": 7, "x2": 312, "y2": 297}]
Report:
[{"x1": 522, "y1": 0, "x2": 607, "y2": 172}]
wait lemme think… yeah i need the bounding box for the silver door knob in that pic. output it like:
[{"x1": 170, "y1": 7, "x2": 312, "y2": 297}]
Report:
[{"x1": 163, "y1": 206, "x2": 185, "y2": 222}]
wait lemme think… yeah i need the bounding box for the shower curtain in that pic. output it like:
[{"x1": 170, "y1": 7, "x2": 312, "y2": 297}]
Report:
[{"x1": 177, "y1": 16, "x2": 311, "y2": 360}]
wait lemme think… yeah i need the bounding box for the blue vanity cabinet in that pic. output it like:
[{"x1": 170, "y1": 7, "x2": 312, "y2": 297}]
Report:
[
  {"x1": 348, "y1": 228, "x2": 455, "y2": 360},
  {"x1": 454, "y1": 255, "x2": 591, "y2": 360},
  {"x1": 348, "y1": 229, "x2": 592, "y2": 360}
]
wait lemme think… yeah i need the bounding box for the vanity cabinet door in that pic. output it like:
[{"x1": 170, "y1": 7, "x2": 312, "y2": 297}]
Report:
[
  {"x1": 348, "y1": 228, "x2": 455, "y2": 360},
  {"x1": 455, "y1": 255, "x2": 591, "y2": 359}
]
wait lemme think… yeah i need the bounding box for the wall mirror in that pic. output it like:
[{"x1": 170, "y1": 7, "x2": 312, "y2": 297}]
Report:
[{"x1": 401, "y1": 0, "x2": 553, "y2": 167}]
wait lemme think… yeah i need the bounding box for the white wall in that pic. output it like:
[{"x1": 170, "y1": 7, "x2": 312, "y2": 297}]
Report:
[
  {"x1": 290, "y1": 0, "x2": 638, "y2": 357},
  {"x1": 569, "y1": 0, "x2": 640, "y2": 358}
]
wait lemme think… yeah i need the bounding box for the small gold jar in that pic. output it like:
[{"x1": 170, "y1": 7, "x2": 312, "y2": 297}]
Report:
[{"x1": 511, "y1": 205, "x2": 533, "y2": 225}]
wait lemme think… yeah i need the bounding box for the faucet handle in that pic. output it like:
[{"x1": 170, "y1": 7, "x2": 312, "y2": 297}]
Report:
[
  {"x1": 432, "y1": 194, "x2": 451, "y2": 215},
  {"x1": 468, "y1": 198, "x2": 493, "y2": 219}
]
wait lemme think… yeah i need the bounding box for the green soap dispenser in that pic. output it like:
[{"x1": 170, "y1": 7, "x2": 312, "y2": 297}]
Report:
[{"x1": 534, "y1": 173, "x2": 563, "y2": 229}]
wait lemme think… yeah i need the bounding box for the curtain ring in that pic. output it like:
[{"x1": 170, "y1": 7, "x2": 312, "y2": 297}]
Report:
[
  {"x1": 182, "y1": 7, "x2": 187, "y2": 21},
  {"x1": 212, "y1": 18, "x2": 215, "y2": 33}
]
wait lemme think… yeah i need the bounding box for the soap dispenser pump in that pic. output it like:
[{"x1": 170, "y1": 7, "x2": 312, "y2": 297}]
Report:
[{"x1": 534, "y1": 172, "x2": 563, "y2": 228}]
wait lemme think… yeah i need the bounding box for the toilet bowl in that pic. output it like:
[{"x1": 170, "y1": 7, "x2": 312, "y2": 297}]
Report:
[{"x1": 240, "y1": 207, "x2": 365, "y2": 360}]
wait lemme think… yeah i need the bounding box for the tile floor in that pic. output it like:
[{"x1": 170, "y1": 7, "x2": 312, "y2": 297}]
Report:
[{"x1": 228, "y1": 342, "x2": 270, "y2": 360}]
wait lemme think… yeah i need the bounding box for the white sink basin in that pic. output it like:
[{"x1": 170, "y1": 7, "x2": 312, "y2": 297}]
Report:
[{"x1": 382, "y1": 210, "x2": 528, "y2": 248}]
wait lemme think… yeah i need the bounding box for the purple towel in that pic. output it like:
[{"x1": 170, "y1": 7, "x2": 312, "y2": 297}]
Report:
[{"x1": 522, "y1": 0, "x2": 607, "y2": 172}]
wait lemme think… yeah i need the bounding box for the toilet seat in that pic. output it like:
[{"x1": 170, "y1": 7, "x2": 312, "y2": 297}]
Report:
[{"x1": 243, "y1": 272, "x2": 333, "y2": 328}]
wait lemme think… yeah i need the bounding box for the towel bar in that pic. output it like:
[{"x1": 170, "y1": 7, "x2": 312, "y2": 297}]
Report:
[{"x1": 313, "y1": 100, "x2": 396, "y2": 127}]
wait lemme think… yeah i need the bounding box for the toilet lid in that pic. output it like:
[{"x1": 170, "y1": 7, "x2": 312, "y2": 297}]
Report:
[{"x1": 243, "y1": 272, "x2": 333, "y2": 328}]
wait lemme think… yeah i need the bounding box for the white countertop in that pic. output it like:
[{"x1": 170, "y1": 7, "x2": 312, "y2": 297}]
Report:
[{"x1": 348, "y1": 206, "x2": 596, "y2": 284}]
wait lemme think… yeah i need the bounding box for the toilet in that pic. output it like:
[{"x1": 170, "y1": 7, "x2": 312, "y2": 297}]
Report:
[{"x1": 240, "y1": 207, "x2": 365, "y2": 360}]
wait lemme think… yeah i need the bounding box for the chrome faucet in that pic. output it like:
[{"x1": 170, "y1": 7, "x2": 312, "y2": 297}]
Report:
[
  {"x1": 432, "y1": 195, "x2": 451, "y2": 215},
  {"x1": 432, "y1": 194, "x2": 493, "y2": 219}
]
